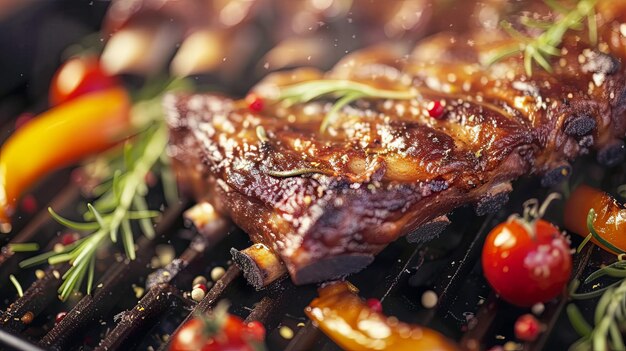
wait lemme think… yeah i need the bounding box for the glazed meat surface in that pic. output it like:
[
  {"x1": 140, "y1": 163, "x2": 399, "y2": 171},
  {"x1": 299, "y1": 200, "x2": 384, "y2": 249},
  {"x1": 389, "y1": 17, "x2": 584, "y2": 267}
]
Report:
[{"x1": 167, "y1": 1, "x2": 626, "y2": 284}]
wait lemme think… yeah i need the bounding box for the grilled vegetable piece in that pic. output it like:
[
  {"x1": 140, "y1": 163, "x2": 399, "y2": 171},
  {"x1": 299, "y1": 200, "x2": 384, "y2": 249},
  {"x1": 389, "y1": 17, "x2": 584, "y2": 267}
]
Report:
[
  {"x1": 482, "y1": 217, "x2": 572, "y2": 307},
  {"x1": 0, "y1": 88, "x2": 131, "y2": 228},
  {"x1": 167, "y1": 2, "x2": 626, "y2": 285},
  {"x1": 49, "y1": 55, "x2": 119, "y2": 106},
  {"x1": 169, "y1": 304, "x2": 266, "y2": 351},
  {"x1": 564, "y1": 184, "x2": 626, "y2": 254},
  {"x1": 304, "y1": 281, "x2": 458, "y2": 351}
]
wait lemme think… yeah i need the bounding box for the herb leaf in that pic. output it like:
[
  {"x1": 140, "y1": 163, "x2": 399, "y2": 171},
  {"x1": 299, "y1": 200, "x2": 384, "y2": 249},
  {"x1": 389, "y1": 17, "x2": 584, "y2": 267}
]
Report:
[
  {"x1": 277, "y1": 79, "x2": 418, "y2": 132},
  {"x1": 9, "y1": 274, "x2": 23, "y2": 297},
  {"x1": 569, "y1": 254, "x2": 626, "y2": 349},
  {"x1": 21, "y1": 124, "x2": 169, "y2": 301},
  {"x1": 8, "y1": 243, "x2": 40, "y2": 252},
  {"x1": 482, "y1": 0, "x2": 598, "y2": 76}
]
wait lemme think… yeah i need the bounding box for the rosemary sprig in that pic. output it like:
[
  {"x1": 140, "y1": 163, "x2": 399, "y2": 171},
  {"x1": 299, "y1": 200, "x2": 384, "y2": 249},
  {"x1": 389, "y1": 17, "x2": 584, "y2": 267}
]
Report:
[
  {"x1": 569, "y1": 274, "x2": 626, "y2": 351},
  {"x1": 277, "y1": 80, "x2": 418, "y2": 132},
  {"x1": 20, "y1": 124, "x2": 169, "y2": 301},
  {"x1": 17, "y1": 78, "x2": 190, "y2": 301},
  {"x1": 482, "y1": 0, "x2": 598, "y2": 76}
]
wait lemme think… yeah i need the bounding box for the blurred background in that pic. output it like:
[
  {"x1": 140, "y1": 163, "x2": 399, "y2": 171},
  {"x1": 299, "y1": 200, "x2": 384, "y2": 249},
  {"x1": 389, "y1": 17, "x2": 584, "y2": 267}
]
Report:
[
  {"x1": 0, "y1": 1, "x2": 108, "y2": 123},
  {"x1": 0, "y1": 0, "x2": 509, "y2": 128}
]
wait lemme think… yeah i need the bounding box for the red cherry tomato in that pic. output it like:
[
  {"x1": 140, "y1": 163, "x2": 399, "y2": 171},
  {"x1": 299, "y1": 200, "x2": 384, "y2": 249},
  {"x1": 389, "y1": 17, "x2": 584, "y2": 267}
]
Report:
[
  {"x1": 481, "y1": 218, "x2": 572, "y2": 307},
  {"x1": 170, "y1": 319, "x2": 207, "y2": 351},
  {"x1": 245, "y1": 321, "x2": 266, "y2": 341},
  {"x1": 50, "y1": 56, "x2": 119, "y2": 106},
  {"x1": 169, "y1": 314, "x2": 266, "y2": 351}
]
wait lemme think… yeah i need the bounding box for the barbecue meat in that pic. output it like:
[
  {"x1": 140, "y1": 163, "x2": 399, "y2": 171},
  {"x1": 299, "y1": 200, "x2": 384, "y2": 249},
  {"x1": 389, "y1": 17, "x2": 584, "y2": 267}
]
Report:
[{"x1": 166, "y1": 2, "x2": 626, "y2": 284}]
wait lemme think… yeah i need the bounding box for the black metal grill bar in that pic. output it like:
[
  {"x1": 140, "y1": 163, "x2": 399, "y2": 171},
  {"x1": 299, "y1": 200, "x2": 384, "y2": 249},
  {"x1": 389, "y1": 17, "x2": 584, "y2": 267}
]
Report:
[
  {"x1": 419, "y1": 214, "x2": 497, "y2": 325},
  {"x1": 0, "y1": 326, "x2": 46, "y2": 351},
  {"x1": 244, "y1": 280, "x2": 296, "y2": 331},
  {"x1": 39, "y1": 201, "x2": 185, "y2": 349},
  {"x1": 459, "y1": 293, "x2": 500, "y2": 350},
  {"x1": 244, "y1": 296, "x2": 275, "y2": 323},
  {"x1": 0, "y1": 185, "x2": 79, "y2": 285},
  {"x1": 284, "y1": 321, "x2": 322, "y2": 351},
  {"x1": 282, "y1": 246, "x2": 423, "y2": 350},
  {"x1": 92, "y1": 231, "x2": 221, "y2": 349},
  {"x1": 0, "y1": 264, "x2": 69, "y2": 333},
  {"x1": 371, "y1": 242, "x2": 423, "y2": 302},
  {"x1": 164, "y1": 234, "x2": 216, "y2": 286},
  {"x1": 158, "y1": 264, "x2": 242, "y2": 351},
  {"x1": 95, "y1": 284, "x2": 191, "y2": 351}
]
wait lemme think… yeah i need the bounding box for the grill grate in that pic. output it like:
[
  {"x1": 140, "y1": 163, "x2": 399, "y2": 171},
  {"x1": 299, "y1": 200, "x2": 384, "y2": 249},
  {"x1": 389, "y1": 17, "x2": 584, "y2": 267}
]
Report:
[{"x1": 0, "y1": 156, "x2": 622, "y2": 350}]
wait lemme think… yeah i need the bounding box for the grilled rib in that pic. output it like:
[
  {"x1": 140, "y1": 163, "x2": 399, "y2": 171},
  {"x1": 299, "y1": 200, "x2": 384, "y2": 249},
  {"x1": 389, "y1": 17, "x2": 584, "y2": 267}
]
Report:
[{"x1": 166, "y1": 1, "x2": 626, "y2": 285}]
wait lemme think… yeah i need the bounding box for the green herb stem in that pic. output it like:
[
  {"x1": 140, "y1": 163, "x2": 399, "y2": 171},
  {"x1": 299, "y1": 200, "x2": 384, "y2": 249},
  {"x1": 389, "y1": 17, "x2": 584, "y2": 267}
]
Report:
[
  {"x1": 107, "y1": 124, "x2": 167, "y2": 242},
  {"x1": 569, "y1": 256, "x2": 626, "y2": 349},
  {"x1": 567, "y1": 303, "x2": 592, "y2": 337},
  {"x1": 9, "y1": 274, "x2": 23, "y2": 297},
  {"x1": 8, "y1": 243, "x2": 40, "y2": 252}
]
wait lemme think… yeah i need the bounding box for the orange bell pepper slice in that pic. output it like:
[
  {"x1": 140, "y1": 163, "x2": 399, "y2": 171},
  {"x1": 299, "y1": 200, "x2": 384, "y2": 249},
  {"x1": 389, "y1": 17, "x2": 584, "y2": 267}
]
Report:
[
  {"x1": 0, "y1": 87, "x2": 131, "y2": 228},
  {"x1": 564, "y1": 184, "x2": 626, "y2": 254},
  {"x1": 305, "y1": 281, "x2": 459, "y2": 351}
]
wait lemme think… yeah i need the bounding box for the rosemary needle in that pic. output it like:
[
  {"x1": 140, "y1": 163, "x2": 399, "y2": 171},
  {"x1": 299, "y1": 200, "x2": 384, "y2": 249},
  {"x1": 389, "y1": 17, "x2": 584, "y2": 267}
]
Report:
[
  {"x1": 9, "y1": 274, "x2": 23, "y2": 297},
  {"x1": 277, "y1": 79, "x2": 418, "y2": 133},
  {"x1": 21, "y1": 124, "x2": 169, "y2": 301},
  {"x1": 264, "y1": 167, "x2": 329, "y2": 178},
  {"x1": 8, "y1": 243, "x2": 39, "y2": 252}
]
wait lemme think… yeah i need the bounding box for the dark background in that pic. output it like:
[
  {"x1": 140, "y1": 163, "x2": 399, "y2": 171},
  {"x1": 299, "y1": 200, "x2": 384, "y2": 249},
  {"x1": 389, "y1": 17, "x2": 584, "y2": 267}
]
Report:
[{"x1": 0, "y1": 1, "x2": 109, "y2": 128}]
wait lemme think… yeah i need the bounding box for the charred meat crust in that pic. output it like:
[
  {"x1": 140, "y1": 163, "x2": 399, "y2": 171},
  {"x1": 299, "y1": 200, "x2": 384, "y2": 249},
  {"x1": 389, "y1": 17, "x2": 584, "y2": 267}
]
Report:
[
  {"x1": 541, "y1": 162, "x2": 572, "y2": 187},
  {"x1": 405, "y1": 215, "x2": 450, "y2": 244},
  {"x1": 597, "y1": 140, "x2": 626, "y2": 167},
  {"x1": 167, "y1": 7, "x2": 626, "y2": 285},
  {"x1": 292, "y1": 253, "x2": 374, "y2": 285}
]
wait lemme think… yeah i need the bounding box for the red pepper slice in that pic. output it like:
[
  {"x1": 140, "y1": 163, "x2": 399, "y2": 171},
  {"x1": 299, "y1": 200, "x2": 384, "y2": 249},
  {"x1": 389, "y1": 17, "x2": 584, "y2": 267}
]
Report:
[{"x1": 0, "y1": 87, "x2": 131, "y2": 228}]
